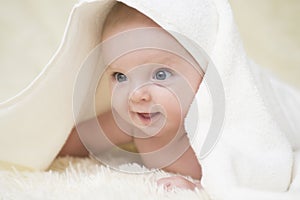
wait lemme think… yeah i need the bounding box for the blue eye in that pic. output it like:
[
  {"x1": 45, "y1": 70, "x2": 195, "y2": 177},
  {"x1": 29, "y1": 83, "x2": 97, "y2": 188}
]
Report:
[
  {"x1": 153, "y1": 69, "x2": 172, "y2": 80},
  {"x1": 114, "y1": 72, "x2": 127, "y2": 82}
]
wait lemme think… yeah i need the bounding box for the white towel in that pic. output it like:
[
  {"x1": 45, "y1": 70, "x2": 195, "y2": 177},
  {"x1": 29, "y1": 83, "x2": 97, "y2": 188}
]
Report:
[{"x1": 0, "y1": 0, "x2": 299, "y2": 199}]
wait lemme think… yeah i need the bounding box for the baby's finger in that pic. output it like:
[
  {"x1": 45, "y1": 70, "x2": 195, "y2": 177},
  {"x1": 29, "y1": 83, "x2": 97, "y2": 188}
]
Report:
[{"x1": 157, "y1": 177, "x2": 174, "y2": 191}]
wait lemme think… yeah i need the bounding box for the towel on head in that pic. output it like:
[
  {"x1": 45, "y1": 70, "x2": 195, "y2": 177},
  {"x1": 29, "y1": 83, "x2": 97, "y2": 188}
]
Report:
[{"x1": 0, "y1": 0, "x2": 299, "y2": 199}]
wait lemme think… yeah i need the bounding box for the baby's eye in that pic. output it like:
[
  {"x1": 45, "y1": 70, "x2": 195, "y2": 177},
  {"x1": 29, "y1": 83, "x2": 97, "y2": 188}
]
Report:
[
  {"x1": 153, "y1": 69, "x2": 172, "y2": 80},
  {"x1": 114, "y1": 72, "x2": 128, "y2": 82}
]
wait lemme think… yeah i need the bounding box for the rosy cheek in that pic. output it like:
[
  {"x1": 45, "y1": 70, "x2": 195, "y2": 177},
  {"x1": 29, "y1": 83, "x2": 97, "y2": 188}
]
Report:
[
  {"x1": 111, "y1": 85, "x2": 129, "y2": 107},
  {"x1": 157, "y1": 92, "x2": 182, "y2": 119}
]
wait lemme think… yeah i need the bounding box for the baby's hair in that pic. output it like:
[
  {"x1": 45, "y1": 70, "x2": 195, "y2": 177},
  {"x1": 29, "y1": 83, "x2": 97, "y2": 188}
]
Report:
[{"x1": 101, "y1": 2, "x2": 158, "y2": 40}]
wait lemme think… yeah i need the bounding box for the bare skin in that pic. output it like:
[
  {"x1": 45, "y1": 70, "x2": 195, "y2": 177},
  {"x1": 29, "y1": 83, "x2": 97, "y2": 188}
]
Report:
[
  {"x1": 59, "y1": 2, "x2": 202, "y2": 191},
  {"x1": 59, "y1": 110, "x2": 201, "y2": 190}
]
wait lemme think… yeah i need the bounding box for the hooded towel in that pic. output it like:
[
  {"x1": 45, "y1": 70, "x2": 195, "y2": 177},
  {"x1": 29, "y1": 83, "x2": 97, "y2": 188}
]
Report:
[{"x1": 0, "y1": 0, "x2": 299, "y2": 199}]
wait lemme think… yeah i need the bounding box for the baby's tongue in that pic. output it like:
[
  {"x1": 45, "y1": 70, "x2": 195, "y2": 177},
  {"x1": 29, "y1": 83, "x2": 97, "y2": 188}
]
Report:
[{"x1": 140, "y1": 113, "x2": 152, "y2": 119}]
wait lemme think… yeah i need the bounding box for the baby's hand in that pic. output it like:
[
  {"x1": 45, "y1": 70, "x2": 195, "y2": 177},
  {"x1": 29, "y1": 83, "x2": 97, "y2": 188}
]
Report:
[{"x1": 157, "y1": 176, "x2": 201, "y2": 191}]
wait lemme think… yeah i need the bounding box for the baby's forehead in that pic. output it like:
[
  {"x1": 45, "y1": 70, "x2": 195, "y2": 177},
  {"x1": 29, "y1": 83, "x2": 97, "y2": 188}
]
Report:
[
  {"x1": 102, "y1": 3, "x2": 202, "y2": 75},
  {"x1": 107, "y1": 49, "x2": 192, "y2": 71}
]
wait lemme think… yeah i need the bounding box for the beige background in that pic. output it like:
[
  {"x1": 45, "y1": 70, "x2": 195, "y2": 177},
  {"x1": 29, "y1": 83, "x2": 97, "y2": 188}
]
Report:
[{"x1": 0, "y1": 0, "x2": 299, "y2": 102}]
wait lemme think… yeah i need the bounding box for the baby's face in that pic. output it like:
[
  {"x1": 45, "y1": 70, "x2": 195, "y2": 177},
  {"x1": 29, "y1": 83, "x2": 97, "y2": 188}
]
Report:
[
  {"x1": 101, "y1": 13, "x2": 202, "y2": 137},
  {"x1": 106, "y1": 48, "x2": 201, "y2": 136}
]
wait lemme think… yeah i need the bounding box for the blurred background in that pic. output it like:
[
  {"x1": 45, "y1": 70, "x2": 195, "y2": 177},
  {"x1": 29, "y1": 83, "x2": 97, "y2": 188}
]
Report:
[{"x1": 0, "y1": 0, "x2": 299, "y2": 102}]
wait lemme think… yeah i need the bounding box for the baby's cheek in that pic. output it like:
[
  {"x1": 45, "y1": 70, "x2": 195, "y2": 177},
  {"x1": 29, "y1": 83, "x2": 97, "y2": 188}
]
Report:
[
  {"x1": 163, "y1": 93, "x2": 183, "y2": 116},
  {"x1": 111, "y1": 85, "x2": 129, "y2": 104},
  {"x1": 111, "y1": 87, "x2": 131, "y2": 122},
  {"x1": 161, "y1": 103, "x2": 182, "y2": 134},
  {"x1": 160, "y1": 85, "x2": 193, "y2": 116}
]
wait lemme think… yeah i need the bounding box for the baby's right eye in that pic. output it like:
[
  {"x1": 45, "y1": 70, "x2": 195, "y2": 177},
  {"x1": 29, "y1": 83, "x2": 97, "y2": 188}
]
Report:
[{"x1": 113, "y1": 72, "x2": 128, "y2": 82}]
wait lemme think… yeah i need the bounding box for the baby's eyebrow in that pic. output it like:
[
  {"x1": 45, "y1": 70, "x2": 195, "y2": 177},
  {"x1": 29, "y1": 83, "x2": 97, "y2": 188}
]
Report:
[
  {"x1": 106, "y1": 64, "x2": 119, "y2": 70},
  {"x1": 105, "y1": 67, "x2": 117, "y2": 74}
]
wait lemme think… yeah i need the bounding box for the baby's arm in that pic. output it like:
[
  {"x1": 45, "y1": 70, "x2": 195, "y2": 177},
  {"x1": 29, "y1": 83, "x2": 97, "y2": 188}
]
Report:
[
  {"x1": 58, "y1": 110, "x2": 133, "y2": 157},
  {"x1": 134, "y1": 133, "x2": 202, "y2": 190},
  {"x1": 58, "y1": 125, "x2": 89, "y2": 157},
  {"x1": 156, "y1": 144, "x2": 202, "y2": 191}
]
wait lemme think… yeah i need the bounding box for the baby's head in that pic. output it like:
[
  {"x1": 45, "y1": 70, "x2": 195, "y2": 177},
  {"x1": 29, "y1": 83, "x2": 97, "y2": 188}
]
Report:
[
  {"x1": 101, "y1": 3, "x2": 158, "y2": 41},
  {"x1": 100, "y1": 2, "x2": 202, "y2": 137}
]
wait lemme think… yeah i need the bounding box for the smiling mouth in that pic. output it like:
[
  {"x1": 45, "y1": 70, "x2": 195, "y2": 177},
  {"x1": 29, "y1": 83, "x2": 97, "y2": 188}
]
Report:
[{"x1": 135, "y1": 112, "x2": 161, "y2": 125}]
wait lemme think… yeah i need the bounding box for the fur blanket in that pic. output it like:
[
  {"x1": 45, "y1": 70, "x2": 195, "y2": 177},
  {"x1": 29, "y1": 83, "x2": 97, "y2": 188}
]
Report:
[{"x1": 0, "y1": 157, "x2": 210, "y2": 200}]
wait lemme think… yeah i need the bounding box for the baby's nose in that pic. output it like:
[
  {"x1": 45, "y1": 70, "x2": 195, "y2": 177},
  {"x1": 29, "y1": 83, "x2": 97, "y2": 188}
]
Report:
[{"x1": 130, "y1": 85, "x2": 151, "y2": 103}]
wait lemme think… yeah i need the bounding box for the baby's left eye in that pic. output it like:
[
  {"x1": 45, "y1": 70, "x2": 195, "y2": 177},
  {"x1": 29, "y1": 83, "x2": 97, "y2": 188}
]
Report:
[{"x1": 153, "y1": 69, "x2": 172, "y2": 80}]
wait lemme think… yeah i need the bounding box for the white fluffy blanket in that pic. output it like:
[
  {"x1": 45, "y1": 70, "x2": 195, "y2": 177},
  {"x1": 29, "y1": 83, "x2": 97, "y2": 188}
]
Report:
[
  {"x1": 0, "y1": 157, "x2": 209, "y2": 200},
  {"x1": 0, "y1": 0, "x2": 300, "y2": 199}
]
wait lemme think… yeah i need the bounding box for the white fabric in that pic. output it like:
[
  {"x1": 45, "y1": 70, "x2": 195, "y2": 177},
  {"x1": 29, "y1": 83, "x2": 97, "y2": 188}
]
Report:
[
  {"x1": 0, "y1": 157, "x2": 210, "y2": 200},
  {"x1": 0, "y1": 0, "x2": 299, "y2": 199}
]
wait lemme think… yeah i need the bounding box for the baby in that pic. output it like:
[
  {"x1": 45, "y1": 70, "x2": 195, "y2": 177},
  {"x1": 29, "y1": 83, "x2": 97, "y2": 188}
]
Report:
[{"x1": 59, "y1": 2, "x2": 203, "y2": 190}]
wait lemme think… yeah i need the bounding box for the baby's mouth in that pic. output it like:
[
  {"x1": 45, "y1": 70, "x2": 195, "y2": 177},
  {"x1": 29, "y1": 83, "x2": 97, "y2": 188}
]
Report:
[
  {"x1": 135, "y1": 112, "x2": 161, "y2": 125},
  {"x1": 138, "y1": 112, "x2": 159, "y2": 119}
]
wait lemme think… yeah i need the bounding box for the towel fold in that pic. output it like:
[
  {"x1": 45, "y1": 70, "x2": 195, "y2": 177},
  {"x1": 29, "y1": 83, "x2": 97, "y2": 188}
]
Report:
[{"x1": 0, "y1": 0, "x2": 299, "y2": 199}]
